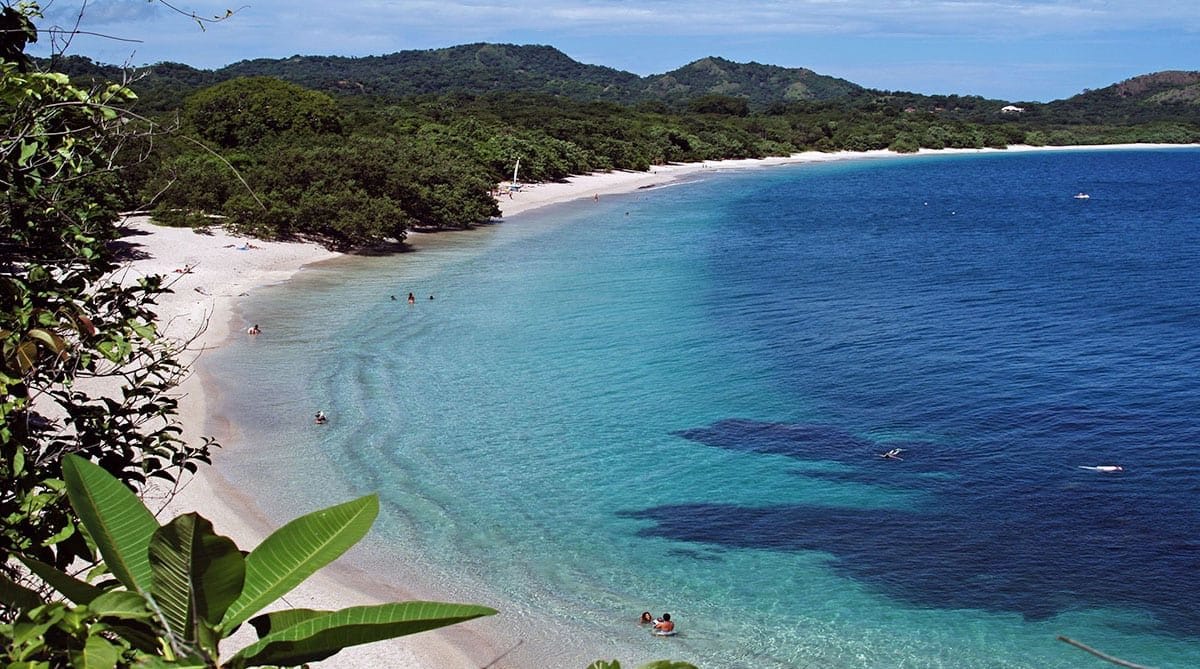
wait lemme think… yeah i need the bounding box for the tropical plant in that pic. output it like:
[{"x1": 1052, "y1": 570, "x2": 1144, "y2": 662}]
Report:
[
  {"x1": 0, "y1": 454, "x2": 495, "y2": 667},
  {"x1": 1, "y1": 0, "x2": 211, "y2": 581}
]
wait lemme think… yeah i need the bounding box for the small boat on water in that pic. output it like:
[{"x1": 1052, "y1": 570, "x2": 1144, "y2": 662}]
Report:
[{"x1": 1073, "y1": 192, "x2": 1090, "y2": 199}]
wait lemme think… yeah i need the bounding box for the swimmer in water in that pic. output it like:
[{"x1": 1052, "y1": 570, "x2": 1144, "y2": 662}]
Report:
[{"x1": 879, "y1": 448, "x2": 904, "y2": 460}]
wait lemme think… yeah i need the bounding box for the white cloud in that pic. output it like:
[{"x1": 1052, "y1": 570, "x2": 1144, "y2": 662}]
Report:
[{"x1": 301, "y1": 0, "x2": 1200, "y2": 37}]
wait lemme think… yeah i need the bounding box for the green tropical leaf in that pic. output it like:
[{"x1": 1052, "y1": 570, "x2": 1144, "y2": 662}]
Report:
[
  {"x1": 104, "y1": 620, "x2": 166, "y2": 654},
  {"x1": 26, "y1": 327, "x2": 66, "y2": 353},
  {"x1": 219, "y1": 495, "x2": 379, "y2": 632},
  {"x1": 18, "y1": 140, "x2": 37, "y2": 165},
  {"x1": 16, "y1": 339, "x2": 36, "y2": 371},
  {"x1": 62, "y1": 454, "x2": 160, "y2": 593},
  {"x1": 148, "y1": 512, "x2": 245, "y2": 650},
  {"x1": 0, "y1": 571, "x2": 43, "y2": 611},
  {"x1": 247, "y1": 607, "x2": 327, "y2": 637},
  {"x1": 17, "y1": 554, "x2": 104, "y2": 604},
  {"x1": 70, "y1": 634, "x2": 119, "y2": 669},
  {"x1": 88, "y1": 590, "x2": 153, "y2": 620},
  {"x1": 228, "y1": 601, "x2": 497, "y2": 668}
]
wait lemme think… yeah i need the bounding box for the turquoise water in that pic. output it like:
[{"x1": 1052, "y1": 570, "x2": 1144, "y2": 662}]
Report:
[{"x1": 208, "y1": 149, "x2": 1200, "y2": 668}]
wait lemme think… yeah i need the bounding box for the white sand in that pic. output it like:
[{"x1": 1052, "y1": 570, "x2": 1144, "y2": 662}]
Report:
[{"x1": 126, "y1": 142, "x2": 1194, "y2": 667}]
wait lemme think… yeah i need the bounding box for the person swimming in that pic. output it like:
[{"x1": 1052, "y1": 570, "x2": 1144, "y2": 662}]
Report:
[
  {"x1": 652, "y1": 613, "x2": 675, "y2": 635},
  {"x1": 407, "y1": 292, "x2": 416, "y2": 304},
  {"x1": 314, "y1": 411, "x2": 328, "y2": 424},
  {"x1": 639, "y1": 611, "x2": 653, "y2": 625},
  {"x1": 879, "y1": 448, "x2": 904, "y2": 460}
]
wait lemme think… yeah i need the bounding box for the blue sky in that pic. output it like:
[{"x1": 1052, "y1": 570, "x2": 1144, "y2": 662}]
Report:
[{"x1": 30, "y1": 0, "x2": 1200, "y2": 102}]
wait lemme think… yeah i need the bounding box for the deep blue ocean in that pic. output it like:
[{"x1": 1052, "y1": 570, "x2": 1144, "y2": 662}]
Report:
[{"x1": 208, "y1": 148, "x2": 1200, "y2": 668}]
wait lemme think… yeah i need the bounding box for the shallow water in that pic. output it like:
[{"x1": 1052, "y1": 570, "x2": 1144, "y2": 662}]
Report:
[{"x1": 208, "y1": 148, "x2": 1200, "y2": 668}]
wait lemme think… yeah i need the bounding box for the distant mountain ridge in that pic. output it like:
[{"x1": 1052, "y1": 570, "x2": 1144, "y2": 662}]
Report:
[
  {"x1": 216, "y1": 44, "x2": 866, "y2": 108},
  {"x1": 219, "y1": 44, "x2": 644, "y2": 100},
  {"x1": 46, "y1": 43, "x2": 1200, "y2": 124},
  {"x1": 50, "y1": 43, "x2": 865, "y2": 110},
  {"x1": 1043, "y1": 71, "x2": 1200, "y2": 124}
]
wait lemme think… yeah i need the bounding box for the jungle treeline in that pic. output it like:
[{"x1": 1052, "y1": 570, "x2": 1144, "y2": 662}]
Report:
[{"x1": 85, "y1": 52, "x2": 1199, "y2": 250}]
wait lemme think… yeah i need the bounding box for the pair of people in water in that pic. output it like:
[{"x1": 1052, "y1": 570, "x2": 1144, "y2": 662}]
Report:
[
  {"x1": 393, "y1": 293, "x2": 434, "y2": 303},
  {"x1": 639, "y1": 611, "x2": 674, "y2": 634}
]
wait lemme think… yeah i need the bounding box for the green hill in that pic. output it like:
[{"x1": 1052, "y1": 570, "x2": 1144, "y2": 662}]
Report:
[
  {"x1": 218, "y1": 43, "x2": 644, "y2": 101},
  {"x1": 644, "y1": 56, "x2": 863, "y2": 107},
  {"x1": 44, "y1": 44, "x2": 1200, "y2": 130},
  {"x1": 1044, "y1": 71, "x2": 1200, "y2": 125},
  {"x1": 48, "y1": 44, "x2": 868, "y2": 111}
]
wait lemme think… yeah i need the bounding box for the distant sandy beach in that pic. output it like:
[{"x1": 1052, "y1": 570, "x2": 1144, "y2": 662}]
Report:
[{"x1": 130, "y1": 141, "x2": 1193, "y2": 668}]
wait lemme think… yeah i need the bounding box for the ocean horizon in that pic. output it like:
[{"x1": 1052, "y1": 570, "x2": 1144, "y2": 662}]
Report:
[{"x1": 205, "y1": 147, "x2": 1200, "y2": 668}]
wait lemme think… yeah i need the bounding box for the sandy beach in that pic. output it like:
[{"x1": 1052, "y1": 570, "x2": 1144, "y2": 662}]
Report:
[{"x1": 129, "y1": 142, "x2": 1193, "y2": 667}]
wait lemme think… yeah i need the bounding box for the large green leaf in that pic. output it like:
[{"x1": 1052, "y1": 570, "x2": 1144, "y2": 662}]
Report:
[
  {"x1": 62, "y1": 454, "x2": 159, "y2": 593},
  {"x1": 17, "y1": 555, "x2": 104, "y2": 605},
  {"x1": 148, "y1": 512, "x2": 245, "y2": 652},
  {"x1": 87, "y1": 590, "x2": 153, "y2": 620},
  {"x1": 70, "y1": 634, "x2": 119, "y2": 669},
  {"x1": 219, "y1": 495, "x2": 379, "y2": 632},
  {"x1": 227, "y1": 601, "x2": 497, "y2": 668},
  {"x1": 247, "y1": 608, "x2": 327, "y2": 638},
  {"x1": 0, "y1": 571, "x2": 42, "y2": 611}
]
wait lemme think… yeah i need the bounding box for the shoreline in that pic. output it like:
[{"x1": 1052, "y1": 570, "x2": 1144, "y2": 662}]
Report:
[
  {"x1": 494, "y1": 142, "x2": 1195, "y2": 219},
  {"x1": 134, "y1": 141, "x2": 1195, "y2": 667}
]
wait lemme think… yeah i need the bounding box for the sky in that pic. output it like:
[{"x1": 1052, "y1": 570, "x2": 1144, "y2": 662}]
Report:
[{"x1": 28, "y1": 0, "x2": 1200, "y2": 102}]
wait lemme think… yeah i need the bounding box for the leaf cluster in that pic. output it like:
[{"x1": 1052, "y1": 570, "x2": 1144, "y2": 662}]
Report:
[
  {"x1": 2, "y1": 1, "x2": 211, "y2": 592},
  {"x1": 1, "y1": 455, "x2": 495, "y2": 667}
]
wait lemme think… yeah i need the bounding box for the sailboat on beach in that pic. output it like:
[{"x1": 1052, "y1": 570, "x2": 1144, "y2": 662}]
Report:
[{"x1": 510, "y1": 158, "x2": 522, "y2": 191}]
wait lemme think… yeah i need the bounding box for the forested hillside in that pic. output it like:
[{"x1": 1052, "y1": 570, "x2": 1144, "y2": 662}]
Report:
[
  {"x1": 41, "y1": 45, "x2": 1199, "y2": 251},
  {"x1": 1043, "y1": 71, "x2": 1200, "y2": 125}
]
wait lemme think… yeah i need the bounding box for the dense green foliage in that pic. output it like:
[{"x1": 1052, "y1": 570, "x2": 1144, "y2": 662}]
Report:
[
  {"x1": 1, "y1": 3, "x2": 210, "y2": 586},
  {"x1": 39, "y1": 42, "x2": 1198, "y2": 250},
  {"x1": 130, "y1": 75, "x2": 1198, "y2": 249},
  {"x1": 53, "y1": 44, "x2": 861, "y2": 112},
  {"x1": 1, "y1": 454, "x2": 494, "y2": 667},
  {"x1": 3, "y1": 9, "x2": 497, "y2": 666},
  {"x1": 36, "y1": 39, "x2": 1200, "y2": 249},
  {"x1": 184, "y1": 77, "x2": 342, "y2": 148}
]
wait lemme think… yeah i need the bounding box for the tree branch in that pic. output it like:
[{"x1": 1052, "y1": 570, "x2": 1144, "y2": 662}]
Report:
[{"x1": 1057, "y1": 636, "x2": 1156, "y2": 669}]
